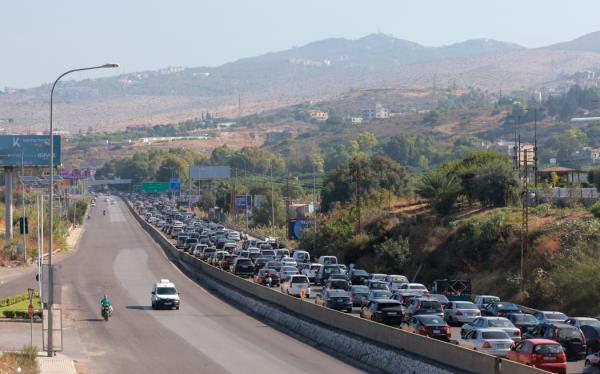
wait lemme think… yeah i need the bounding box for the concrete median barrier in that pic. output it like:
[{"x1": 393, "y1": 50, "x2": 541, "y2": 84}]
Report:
[{"x1": 125, "y1": 199, "x2": 546, "y2": 374}]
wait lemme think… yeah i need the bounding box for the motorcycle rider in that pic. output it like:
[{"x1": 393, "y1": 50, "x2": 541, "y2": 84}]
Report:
[
  {"x1": 101, "y1": 293, "x2": 113, "y2": 316},
  {"x1": 102, "y1": 209, "x2": 106, "y2": 215}
]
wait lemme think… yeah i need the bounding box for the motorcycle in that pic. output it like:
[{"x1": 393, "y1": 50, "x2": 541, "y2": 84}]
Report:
[
  {"x1": 266, "y1": 276, "x2": 273, "y2": 288},
  {"x1": 101, "y1": 305, "x2": 110, "y2": 321},
  {"x1": 103, "y1": 210, "x2": 106, "y2": 216}
]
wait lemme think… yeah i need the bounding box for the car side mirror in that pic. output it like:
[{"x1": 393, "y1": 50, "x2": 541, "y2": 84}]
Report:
[{"x1": 151, "y1": 291, "x2": 155, "y2": 295}]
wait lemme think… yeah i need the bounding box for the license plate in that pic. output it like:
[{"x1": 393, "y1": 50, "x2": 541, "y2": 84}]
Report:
[
  {"x1": 433, "y1": 329, "x2": 441, "y2": 334},
  {"x1": 164, "y1": 302, "x2": 172, "y2": 305},
  {"x1": 388, "y1": 312, "x2": 397, "y2": 315},
  {"x1": 337, "y1": 298, "x2": 344, "y2": 302},
  {"x1": 543, "y1": 357, "x2": 555, "y2": 361}
]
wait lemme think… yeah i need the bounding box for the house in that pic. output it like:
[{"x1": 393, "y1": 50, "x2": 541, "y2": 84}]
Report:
[
  {"x1": 361, "y1": 103, "x2": 389, "y2": 121},
  {"x1": 308, "y1": 110, "x2": 329, "y2": 121},
  {"x1": 346, "y1": 116, "x2": 363, "y2": 124}
]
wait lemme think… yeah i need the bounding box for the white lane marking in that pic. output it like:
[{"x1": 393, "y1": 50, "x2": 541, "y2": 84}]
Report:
[{"x1": 112, "y1": 248, "x2": 316, "y2": 373}]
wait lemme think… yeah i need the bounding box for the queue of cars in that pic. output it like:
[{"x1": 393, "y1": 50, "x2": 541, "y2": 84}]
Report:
[{"x1": 132, "y1": 194, "x2": 599, "y2": 374}]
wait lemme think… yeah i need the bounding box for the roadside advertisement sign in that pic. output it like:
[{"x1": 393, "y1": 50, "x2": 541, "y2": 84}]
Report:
[
  {"x1": 189, "y1": 166, "x2": 230, "y2": 179},
  {"x1": 169, "y1": 177, "x2": 181, "y2": 193},
  {"x1": 234, "y1": 195, "x2": 252, "y2": 209},
  {"x1": 0, "y1": 135, "x2": 61, "y2": 167},
  {"x1": 288, "y1": 219, "x2": 310, "y2": 240}
]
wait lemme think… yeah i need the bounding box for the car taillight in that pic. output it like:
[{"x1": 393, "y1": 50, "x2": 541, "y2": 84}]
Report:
[
  {"x1": 456, "y1": 311, "x2": 463, "y2": 316},
  {"x1": 530, "y1": 353, "x2": 538, "y2": 362},
  {"x1": 418, "y1": 326, "x2": 427, "y2": 335},
  {"x1": 514, "y1": 330, "x2": 521, "y2": 337},
  {"x1": 498, "y1": 312, "x2": 506, "y2": 317},
  {"x1": 482, "y1": 341, "x2": 492, "y2": 348},
  {"x1": 556, "y1": 353, "x2": 566, "y2": 362}
]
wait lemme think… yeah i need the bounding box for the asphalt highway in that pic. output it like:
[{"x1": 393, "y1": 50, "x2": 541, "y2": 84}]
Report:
[{"x1": 1, "y1": 199, "x2": 364, "y2": 374}]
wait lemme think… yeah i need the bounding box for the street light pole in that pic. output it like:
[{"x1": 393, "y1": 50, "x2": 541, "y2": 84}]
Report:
[{"x1": 47, "y1": 63, "x2": 118, "y2": 357}]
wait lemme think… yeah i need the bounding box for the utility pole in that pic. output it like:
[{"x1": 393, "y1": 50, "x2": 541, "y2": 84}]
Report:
[
  {"x1": 521, "y1": 149, "x2": 529, "y2": 292},
  {"x1": 355, "y1": 163, "x2": 361, "y2": 234},
  {"x1": 285, "y1": 172, "x2": 290, "y2": 240},
  {"x1": 270, "y1": 163, "x2": 275, "y2": 238},
  {"x1": 21, "y1": 153, "x2": 27, "y2": 263},
  {"x1": 313, "y1": 164, "x2": 317, "y2": 253}
]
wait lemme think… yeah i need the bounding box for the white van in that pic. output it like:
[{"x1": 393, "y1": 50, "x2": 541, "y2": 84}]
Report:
[
  {"x1": 151, "y1": 279, "x2": 180, "y2": 310},
  {"x1": 292, "y1": 250, "x2": 310, "y2": 264},
  {"x1": 275, "y1": 248, "x2": 290, "y2": 259},
  {"x1": 318, "y1": 255, "x2": 338, "y2": 266}
]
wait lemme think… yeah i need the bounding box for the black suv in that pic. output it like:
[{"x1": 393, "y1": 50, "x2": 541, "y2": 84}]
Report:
[{"x1": 523, "y1": 322, "x2": 586, "y2": 361}]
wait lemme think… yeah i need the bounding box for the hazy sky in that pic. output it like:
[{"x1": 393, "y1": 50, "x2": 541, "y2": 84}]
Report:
[{"x1": 2, "y1": 0, "x2": 600, "y2": 88}]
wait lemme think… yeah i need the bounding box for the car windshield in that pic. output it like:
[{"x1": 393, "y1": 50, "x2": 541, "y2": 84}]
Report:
[
  {"x1": 558, "y1": 327, "x2": 581, "y2": 340},
  {"x1": 373, "y1": 291, "x2": 391, "y2": 298},
  {"x1": 482, "y1": 331, "x2": 510, "y2": 339},
  {"x1": 157, "y1": 287, "x2": 177, "y2": 295},
  {"x1": 370, "y1": 282, "x2": 387, "y2": 289},
  {"x1": 237, "y1": 259, "x2": 252, "y2": 265},
  {"x1": 456, "y1": 302, "x2": 478, "y2": 309},
  {"x1": 489, "y1": 319, "x2": 513, "y2": 327},
  {"x1": 291, "y1": 277, "x2": 308, "y2": 284},
  {"x1": 352, "y1": 286, "x2": 369, "y2": 293},
  {"x1": 328, "y1": 290, "x2": 348, "y2": 297},
  {"x1": 420, "y1": 301, "x2": 441, "y2": 310},
  {"x1": 379, "y1": 302, "x2": 401, "y2": 309},
  {"x1": 353, "y1": 270, "x2": 368, "y2": 276},
  {"x1": 483, "y1": 297, "x2": 500, "y2": 304},
  {"x1": 429, "y1": 294, "x2": 449, "y2": 303},
  {"x1": 421, "y1": 316, "x2": 445, "y2": 324},
  {"x1": 512, "y1": 314, "x2": 538, "y2": 323},
  {"x1": 323, "y1": 266, "x2": 341, "y2": 274},
  {"x1": 546, "y1": 312, "x2": 568, "y2": 320},
  {"x1": 390, "y1": 276, "x2": 406, "y2": 283},
  {"x1": 410, "y1": 285, "x2": 426, "y2": 290},
  {"x1": 496, "y1": 302, "x2": 518, "y2": 310},
  {"x1": 534, "y1": 344, "x2": 563, "y2": 354},
  {"x1": 580, "y1": 319, "x2": 600, "y2": 328}
]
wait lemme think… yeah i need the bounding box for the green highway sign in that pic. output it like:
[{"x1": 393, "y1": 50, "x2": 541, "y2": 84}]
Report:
[
  {"x1": 141, "y1": 182, "x2": 170, "y2": 193},
  {"x1": 0, "y1": 135, "x2": 61, "y2": 167}
]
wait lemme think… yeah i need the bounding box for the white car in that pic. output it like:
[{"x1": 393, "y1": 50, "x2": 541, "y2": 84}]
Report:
[
  {"x1": 281, "y1": 275, "x2": 311, "y2": 297},
  {"x1": 303, "y1": 263, "x2": 322, "y2": 283},
  {"x1": 461, "y1": 317, "x2": 521, "y2": 341},
  {"x1": 460, "y1": 328, "x2": 514, "y2": 357},
  {"x1": 280, "y1": 256, "x2": 298, "y2": 267},
  {"x1": 397, "y1": 283, "x2": 429, "y2": 295},
  {"x1": 384, "y1": 274, "x2": 409, "y2": 291},
  {"x1": 279, "y1": 266, "x2": 299, "y2": 279},
  {"x1": 151, "y1": 279, "x2": 180, "y2": 310}
]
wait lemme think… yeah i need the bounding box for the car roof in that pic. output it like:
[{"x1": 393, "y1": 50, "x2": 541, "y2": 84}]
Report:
[
  {"x1": 544, "y1": 322, "x2": 574, "y2": 328},
  {"x1": 525, "y1": 339, "x2": 562, "y2": 345},
  {"x1": 374, "y1": 299, "x2": 400, "y2": 304},
  {"x1": 477, "y1": 328, "x2": 510, "y2": 333}
]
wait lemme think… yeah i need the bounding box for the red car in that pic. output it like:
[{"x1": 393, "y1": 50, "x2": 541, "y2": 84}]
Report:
[
  {"x1": 506, "y1": 339, "x2": 567, "y2": 374},
  {"x1": 253, "y1": 269, "x2": 280, "y2": 286}
]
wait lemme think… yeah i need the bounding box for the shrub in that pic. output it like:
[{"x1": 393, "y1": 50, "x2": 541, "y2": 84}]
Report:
[{"x1": 590, "y1": 200, "x2": 600, "y2": 218}]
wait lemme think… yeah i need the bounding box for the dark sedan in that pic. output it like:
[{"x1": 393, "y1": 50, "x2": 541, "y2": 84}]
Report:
[
  {"x1": 316, "y1": 289, "x2": 352, "y2": 312},
  {"x1": 360, "y1": 299, "x2": 405, "y2": 326},
  {"x1": 508, "y1": 313, "x2": 539, "y2": 333},
  {"x1": 485, "y1": 301, "x2": 521, "y2": 317},
  {"x1": 404, "y1": 315, "x2": 452, "y2": 341}
]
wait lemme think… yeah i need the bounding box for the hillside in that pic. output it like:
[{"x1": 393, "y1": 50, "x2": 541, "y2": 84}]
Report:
[
  {"x1": 546, "y1": 30, "x2": 600, "y2": 53},
  {"x1": 2, "y1": 32, "x2": 600, "y2": 132}
]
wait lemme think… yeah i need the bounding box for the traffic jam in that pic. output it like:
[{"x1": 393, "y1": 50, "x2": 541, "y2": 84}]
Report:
[{"x1": 132, "y1": 194, "x2": 600, "y2": 374}]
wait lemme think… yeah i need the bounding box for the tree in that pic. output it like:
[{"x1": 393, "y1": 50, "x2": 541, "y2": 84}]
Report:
[
  {"x1": 417, "y1": 170, "x2": 461, "y2": 214},
  {"x1": 252, "y1": 193, "x2": 286, "y2": 227},
  {"x1": 373, "y1": 237, "x2": 410, "y2": 274}
]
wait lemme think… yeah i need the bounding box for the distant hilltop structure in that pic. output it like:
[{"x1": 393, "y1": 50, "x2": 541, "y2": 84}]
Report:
[{"x1": 361, "y1": 103, "x2": 389, "y2": 121}]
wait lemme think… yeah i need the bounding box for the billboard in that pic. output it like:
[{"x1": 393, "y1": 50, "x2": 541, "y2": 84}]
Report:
[
  {"x1": 0, "y1": 135, "x2": 61, "y2": 167},
  {"x1": 141, "y1": 182, "x2": 169, "y2": 193},
  {"x1": 169, "y1": 177, "x2": 181, "y2": 193},
  {"x1": 288, "y1": 219, "x2": 310, "y2": 240},
  {"x1": 60, "y1": 168, "x2": 95, "y2": 180},
  {"x1": 189, "y1": 165, "x2": 230, "y2": 179},
  {"x1": 234, "y1": 195, "x2": 252, "y2": 209}
]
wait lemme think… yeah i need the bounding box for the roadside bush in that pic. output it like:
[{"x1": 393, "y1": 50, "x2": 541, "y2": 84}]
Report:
[{"x1": 590, "y1": 200, "x2": 600, "y2": 218}]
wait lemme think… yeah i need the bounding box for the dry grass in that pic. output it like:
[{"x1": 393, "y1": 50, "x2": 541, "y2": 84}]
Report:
[{"x1": 0, "y1": 346, "x2": 38, "y2": 374}]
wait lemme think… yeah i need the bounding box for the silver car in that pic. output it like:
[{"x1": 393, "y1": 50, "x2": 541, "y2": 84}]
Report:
[
  {"x1": 444, "y1": 301, "x2": 481, "y2": 325},
  {"x1": 460, "y1": 328, "x2": 514, "y2": 357},
  {"x1": 460, "y1": 317, "x2": 521, "y2": 341}
]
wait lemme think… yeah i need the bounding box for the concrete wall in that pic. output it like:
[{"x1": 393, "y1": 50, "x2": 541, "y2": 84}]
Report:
[{"x1": 125, "y1": 199, "x2": 547, "y2": 374}]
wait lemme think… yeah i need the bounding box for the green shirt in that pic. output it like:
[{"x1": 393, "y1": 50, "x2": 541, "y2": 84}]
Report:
[{"x1": 101, "y1": 297, "x2": 111, "y2": 307}]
